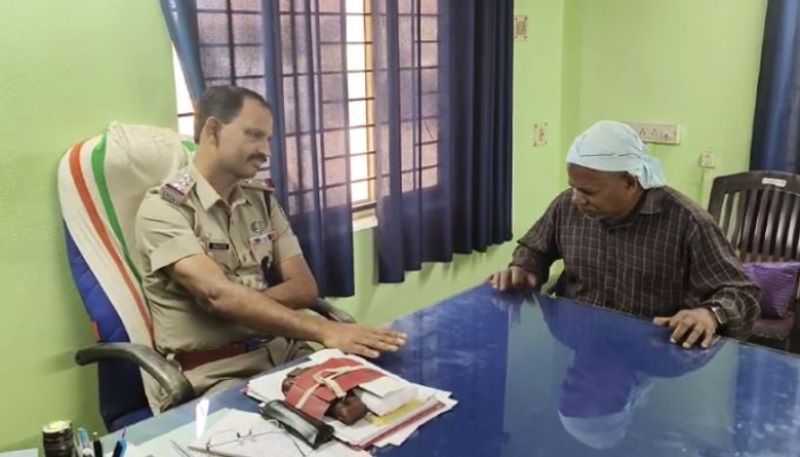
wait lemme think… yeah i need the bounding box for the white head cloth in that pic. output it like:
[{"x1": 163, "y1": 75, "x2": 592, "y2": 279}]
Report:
[{"x1": 566, "y1": 120, "x2": 666, "y2": 189}]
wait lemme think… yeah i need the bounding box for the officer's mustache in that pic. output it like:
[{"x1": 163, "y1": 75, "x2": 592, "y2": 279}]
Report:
[{"x1": 247, "y1": 153, "x2": 269, "y2": 162}]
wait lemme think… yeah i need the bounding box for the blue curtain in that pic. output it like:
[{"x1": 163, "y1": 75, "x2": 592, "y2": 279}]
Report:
[
  {"x1": 371, "y1": 0, "x2": 514, "y2": 283},
  {"x1": 160, "y1": 0, "x2": 355, "y2": 297},
  {"x1": 750, "y1": 0, "x2": 800, "y2": 172},
  {"x1": 159, "y1": 0, "x2": 205, "y2": 101}
]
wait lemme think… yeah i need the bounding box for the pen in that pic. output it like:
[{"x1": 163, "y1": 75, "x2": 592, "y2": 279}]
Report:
[
  {"x1": 92, "y1": 432, "x2": 103, "y2": 457},
  {"x1": 111, "y1": 428, "x2": 127, "y2": 457},
  {"x1": 77, "y1": 428, "x2": 93, "y2": 456}
]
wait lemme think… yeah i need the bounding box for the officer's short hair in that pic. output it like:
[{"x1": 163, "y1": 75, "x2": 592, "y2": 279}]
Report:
[{"x1": 194, "y1": 85, "x2": 272, "y2": 143}]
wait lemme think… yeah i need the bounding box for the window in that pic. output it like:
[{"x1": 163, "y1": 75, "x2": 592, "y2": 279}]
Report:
[
  {"x1": 173, "y1": 48, "x2": 195, "y2": 138},
  {"x1": 395, "y1": 0, "x2": 440, "y2": 192},
  {"x1": 342, "y1": 0, "x2": 374, "y2": 208},
  {"x1": 171, "y1": 0, "x2": 376, "y2": 209}
]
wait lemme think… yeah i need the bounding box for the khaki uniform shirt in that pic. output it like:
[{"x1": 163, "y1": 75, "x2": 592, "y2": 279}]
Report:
[{"x1": 134, "y1": 165, "x2": 305, "y2": 400}]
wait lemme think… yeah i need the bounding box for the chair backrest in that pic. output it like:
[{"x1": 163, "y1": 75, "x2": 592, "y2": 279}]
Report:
[
  {"x1": 57, "y1": 122, "x2": 193, "y2": 428},
  {"x1": 708, "y1": 171, "x2": 800, "y2": 263}
]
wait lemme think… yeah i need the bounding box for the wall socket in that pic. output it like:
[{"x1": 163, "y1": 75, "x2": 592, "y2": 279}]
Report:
[
  {"x1": 626, "y1": 122, "x2": 681, "y2": 144},
  {"x1": 514, "y1": 16, "x2": 528, "y2": 41},
  {"x1": 699, "y1": 150, "x2": 715, "y2": 168},
  {"x1": 533, "y1": 122, "x2": 548, "y2": 147}
]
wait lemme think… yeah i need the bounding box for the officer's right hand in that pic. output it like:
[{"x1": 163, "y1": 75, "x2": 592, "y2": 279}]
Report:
[
  {"x1": 487, "y1": 266, "x2": 538, "y2": 291},
  {"x1": 320, "y1": 322, "x2": 408, "y2": 359}
]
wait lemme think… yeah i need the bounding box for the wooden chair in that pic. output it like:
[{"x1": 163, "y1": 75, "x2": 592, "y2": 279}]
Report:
[{"x1": 707, "y1": 170, "x2": 800, "y2": 352}]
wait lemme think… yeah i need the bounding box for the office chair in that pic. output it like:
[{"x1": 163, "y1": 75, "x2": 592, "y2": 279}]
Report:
[
  {"x1": 57, "y1": 122, "x2": 353, "y2": 431},
  {"x1": 707, "y1": 170, "x2": 800, "y2": 352}
]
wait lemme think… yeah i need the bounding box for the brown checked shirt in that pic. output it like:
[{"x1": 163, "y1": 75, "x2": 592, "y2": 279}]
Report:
[{"x1": 512, "y1": 187, "x2": 760, "y2": 339}]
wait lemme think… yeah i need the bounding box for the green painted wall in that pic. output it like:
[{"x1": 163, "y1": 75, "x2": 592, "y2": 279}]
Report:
[
  {"x1": 562, "y1": 0, "x2": 768, "y2": 206},
  {"x1": 0, "y1": 0, "x2": 768, "y2": 451},
  {"x1": 0, "y1": 0, "x2": 176, "y2": 450}
]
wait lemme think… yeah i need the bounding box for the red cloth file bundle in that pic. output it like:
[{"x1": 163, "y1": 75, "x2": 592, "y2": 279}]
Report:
[{"x1": 282, "y1": 357, "x2": 384, "y2": 425}]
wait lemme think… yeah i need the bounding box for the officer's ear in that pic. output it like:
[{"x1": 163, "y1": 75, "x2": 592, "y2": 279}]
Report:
[{"x1": 202, "y1": 117, "x2": 224, "y2": 147}]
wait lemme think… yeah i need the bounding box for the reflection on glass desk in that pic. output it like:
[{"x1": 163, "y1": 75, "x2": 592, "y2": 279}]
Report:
[{"x1": 104, "y1": 285, "x2": 800, "y2": 456}]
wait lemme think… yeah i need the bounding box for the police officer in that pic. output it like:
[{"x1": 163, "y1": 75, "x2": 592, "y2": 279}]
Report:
[{"x1": 135, "y1": 86, "x2": 406, "y2": 407}]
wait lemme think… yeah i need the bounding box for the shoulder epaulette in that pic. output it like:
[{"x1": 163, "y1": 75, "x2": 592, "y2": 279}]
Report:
[{"x1": 159, "y1": 169, "x2": 196, "y2": 205}]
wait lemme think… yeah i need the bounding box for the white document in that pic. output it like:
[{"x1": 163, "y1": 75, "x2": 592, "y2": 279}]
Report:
[
  {"x1": 186, "y1": 409, "x2": 368, "y2": 457},
  {"x1": 356, "y1": 384, "x2": 418, "y2": 416},
  {"x1": 189, "y1": 409, "x2": 307, "y2": 457},
  {"x1": 0, "y1": 451, "x2": 37, "y2": 457},
  {"x1": 128, "y1": 408, "x2": 365, "y2": 457},
  {"x1": 373, "y1": 394, "x2": 458, "y2": 447},
  {"x1": 103, "y1": 444, "x2": 143, "y2": 457},
  {"x1": 359, "y1": 375, "x2": 407, "y2": 397}
]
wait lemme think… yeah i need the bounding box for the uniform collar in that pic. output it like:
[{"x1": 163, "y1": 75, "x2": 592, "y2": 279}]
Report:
[{"x1": 190, "y1": 164, "x2": 249, "y2": 211}]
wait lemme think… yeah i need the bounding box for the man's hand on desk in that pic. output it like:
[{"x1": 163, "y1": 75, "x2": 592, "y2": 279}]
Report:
[
  {"x1": 488, "y1": 266, "x2": 539, "y2": 291},
  {"x1": 653, "y1": 308, "x2": 719, "y2": 349},
  {"x1": 320, "y1": 321, "x2": 408, "y2": 359}
]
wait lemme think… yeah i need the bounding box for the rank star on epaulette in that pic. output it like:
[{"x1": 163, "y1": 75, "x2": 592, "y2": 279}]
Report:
[
  {"x1": 161, "y1": 183, "x2": 185, "y2": 204},
  {"x1": 160, "y1": 170, "x2": 195, "y2": 204}
]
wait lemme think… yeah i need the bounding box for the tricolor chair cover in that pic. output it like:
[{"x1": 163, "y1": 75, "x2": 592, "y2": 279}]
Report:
[{"x1": 58, "y1": 122, "x2": 196, "y2": 431}]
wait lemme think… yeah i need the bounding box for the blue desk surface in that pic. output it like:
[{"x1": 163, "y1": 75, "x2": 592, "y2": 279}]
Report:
[{"x1": 109, "y1": 285, "x2": 800, "y2": 456}]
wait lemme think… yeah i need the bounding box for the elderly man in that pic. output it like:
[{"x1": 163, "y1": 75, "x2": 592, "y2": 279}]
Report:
[{"x1": 489, "y1": 120, "x2": 760, "y2": 349}]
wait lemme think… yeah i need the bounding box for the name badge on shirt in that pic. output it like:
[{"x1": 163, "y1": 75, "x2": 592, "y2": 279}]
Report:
[
  {"x1": 206, "y1": 239, "x2": 233, "y2": 268},
  {"x1": 207, "y1": 241, "x2": 230, "y2": 251}
]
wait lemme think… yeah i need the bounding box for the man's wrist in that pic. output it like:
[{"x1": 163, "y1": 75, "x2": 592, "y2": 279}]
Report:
[
  {"x1": 306, "y1": 313, "x2": 333, "y2": 344},
  {"x1": 705, "y1": 305, "x2": 727, "y2": 330},
  {"x1": 508, "y1": 263, "x2": 543, "y2": 279}
]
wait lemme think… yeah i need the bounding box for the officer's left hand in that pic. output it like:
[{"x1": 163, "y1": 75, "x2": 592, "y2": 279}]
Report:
[
  {"x1": 320, "y1": 322, "x2": 407, "y2": 359},
  {"x1": 653, "y1": 308, "x2": 718, "y2": 349}
]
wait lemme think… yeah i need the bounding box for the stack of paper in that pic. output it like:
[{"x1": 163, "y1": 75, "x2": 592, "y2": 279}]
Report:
[
  {"x1": 245, "y1": 349, "x2": 457, "y2": 449},
  {"x1": 356, "y1": 376, "x2": 418, "y2": 416}
]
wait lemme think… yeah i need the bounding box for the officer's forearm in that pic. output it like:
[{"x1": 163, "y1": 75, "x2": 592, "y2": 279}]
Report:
[
  {"x1": 263, "y1": 278, "x2": 318, "y2": 310},
  {"x1": 169, "y1": 254, "x2": 329, "y2": 341},
  {"x1": 203, "y1": 280, "x2": 328, "y2": 342}
]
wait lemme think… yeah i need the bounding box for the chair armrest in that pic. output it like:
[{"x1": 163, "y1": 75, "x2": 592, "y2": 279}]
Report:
[
  {"x1": 309, "y1": 299, "x2": 356, "y2": 324},
  {"x1": 75, "y1": 342, "x2": 195, "y2": 409}
]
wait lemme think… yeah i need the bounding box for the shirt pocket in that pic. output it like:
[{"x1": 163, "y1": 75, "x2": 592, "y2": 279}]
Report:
[{"x1": 249, "y1": 233, "x2": 273, "y2": 270}]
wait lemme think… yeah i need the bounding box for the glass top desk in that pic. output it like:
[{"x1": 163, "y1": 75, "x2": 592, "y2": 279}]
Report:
[{"x1": 104, "y1": 285, "x2": 800, "y2": 456}]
